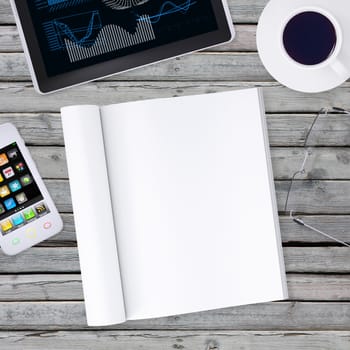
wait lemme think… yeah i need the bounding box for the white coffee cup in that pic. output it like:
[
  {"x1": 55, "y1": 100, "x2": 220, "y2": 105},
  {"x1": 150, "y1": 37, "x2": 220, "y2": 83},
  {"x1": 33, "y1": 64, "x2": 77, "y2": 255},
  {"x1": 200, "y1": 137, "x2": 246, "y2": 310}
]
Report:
[
  {"x1": 257, "y1": 0, "x2": 350, "y2": 93},
  {"x1": 280, "y1": 7, "x2": 349, "y2": 80}
]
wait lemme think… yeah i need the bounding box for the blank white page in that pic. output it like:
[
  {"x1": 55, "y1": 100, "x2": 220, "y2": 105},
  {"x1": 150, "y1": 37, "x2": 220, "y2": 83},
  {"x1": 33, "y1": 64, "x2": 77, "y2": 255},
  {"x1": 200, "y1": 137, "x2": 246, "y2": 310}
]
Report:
[
  {"x1": 101, "y1": 88, "x2": 288, "y2": 320},
  {"x1": 61, "y1": 106, "x2": 126, "y2": 326}
]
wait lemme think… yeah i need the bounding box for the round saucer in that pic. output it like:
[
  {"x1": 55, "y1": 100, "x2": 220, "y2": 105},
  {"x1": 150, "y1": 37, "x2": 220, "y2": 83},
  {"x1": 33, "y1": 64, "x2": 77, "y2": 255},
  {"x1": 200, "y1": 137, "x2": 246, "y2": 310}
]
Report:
[{"x1": 257, "y1": 0, "x2": 350, "y2": 93}]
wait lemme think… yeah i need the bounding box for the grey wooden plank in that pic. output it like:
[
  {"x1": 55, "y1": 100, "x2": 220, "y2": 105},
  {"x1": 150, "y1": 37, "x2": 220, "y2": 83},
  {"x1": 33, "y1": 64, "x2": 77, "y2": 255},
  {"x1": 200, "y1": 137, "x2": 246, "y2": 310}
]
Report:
[
  {"x1": 267, "y1": 114, "x2": 350, "y2": 147},
  {"x1": 29, "y1": 147, "x2": 67, "y2": 179},
  {"x1": 272, "y1": 148, "x2": 350, "y2": 180},
  {"x1": 0, "y1": 114, "x2": 63, "y2": 145},
  {"x1": 0, "y1": 52, "x2": 270, "y2": 82},
  {"x1": 43, "y1": 178, "x2": 350, "y2": 214},
  {"x1": 44, "y1": 180, "x2": 72, "y2": 213},
  {"x1": 0, "y1": 0, "x2": 17, "y2": 24},
  {"x1": 0, "y1": 247, "x2": 348, "y2": 273},
  {"x1": 283, "y1": 247, "x2": 350, "y2": 273},
  {"x1": 280, "y1": 215, "x2": 350, "y2": 244},
  {"x1": 1, "y1": 82, "x2": 349, "y2": 113},
  {"x1": 30, "y1": 146, "x2": 350, "y2": 180},
  {"x1": 227, "y1": 0, "x2": 268, "y2": 23},
  {"x1": 224, "y1": 24, "x2": 257, "y2": 51},
  {"x1": 276, "y1": 180, "x2": 350, "y2": 214},
  {"x1": 0, "y1": 275, "x2": 83, "y2": 301},
  {"x1": 40, "y1": 213, "x2": 350, "y2": 245},
  {"x1": 287, "y1": 275, "x2": 350, "y2": 301},
  {"x1": 0, "y1": 247, "x2": 82, "y2": 273},
  {"x1": 0, "y1": 26, "x2": 19, "y2": 52},
  {"x1": 0, "y1": 331, "x2": 349, "y2": 350},
  {"x1": 0, "y1": 25, "x2": 258, "y2": 52},
  {"x1": 44, "y1": 213, "x2": 350, "y2": 245},
  {"x1": 0, "y1": 301, "x2": 349, "y2": 330},
  {"x1": 2, "y1": 113, "x2": 350, "y2": 147},
  {"x1": 0, "y1": 0, "x2": 268, "y2": 25},
  {"x1": 0, "y1": 274, "x2": 349, "y2": 302}
]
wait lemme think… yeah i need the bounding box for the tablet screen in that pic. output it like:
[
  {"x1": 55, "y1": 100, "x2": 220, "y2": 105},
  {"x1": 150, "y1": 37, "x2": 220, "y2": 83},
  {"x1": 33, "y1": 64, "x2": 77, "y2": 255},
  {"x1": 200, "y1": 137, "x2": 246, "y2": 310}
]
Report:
[{"x1": 27, "y1": 0, "x2": 218, "y2": 77}]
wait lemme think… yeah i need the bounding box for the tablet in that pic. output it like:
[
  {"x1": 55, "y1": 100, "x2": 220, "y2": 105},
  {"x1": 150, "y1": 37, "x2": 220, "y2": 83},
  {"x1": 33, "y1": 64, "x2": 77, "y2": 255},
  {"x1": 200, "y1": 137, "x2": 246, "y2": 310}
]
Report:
[{"x1": 10, "y1": 0, "x2": 234, "y2": 94}]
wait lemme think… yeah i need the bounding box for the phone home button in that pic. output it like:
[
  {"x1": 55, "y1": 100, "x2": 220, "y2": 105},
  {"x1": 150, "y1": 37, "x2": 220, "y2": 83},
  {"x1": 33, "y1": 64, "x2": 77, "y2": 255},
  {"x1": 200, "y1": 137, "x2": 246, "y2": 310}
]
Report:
[
  {"x1": 43, "y1": 222, "x2": 52, "y2": 230},
  {"x1": 25, "y1": 227, "x2": 37, "y2": 239}
]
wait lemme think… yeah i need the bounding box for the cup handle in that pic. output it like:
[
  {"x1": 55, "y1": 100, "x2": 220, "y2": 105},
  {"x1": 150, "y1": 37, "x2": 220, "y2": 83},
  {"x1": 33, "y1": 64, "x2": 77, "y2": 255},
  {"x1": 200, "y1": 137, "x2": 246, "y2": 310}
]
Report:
[{"x1": 330, "y1": 59, "x2": 350, "y2": 80}]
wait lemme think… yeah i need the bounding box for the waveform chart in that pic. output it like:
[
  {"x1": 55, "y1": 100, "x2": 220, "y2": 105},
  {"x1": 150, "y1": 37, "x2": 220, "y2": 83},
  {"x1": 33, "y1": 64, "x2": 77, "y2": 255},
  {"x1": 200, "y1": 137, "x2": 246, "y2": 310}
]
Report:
[
  {"x1": 35, "y1": 0, "x2": 91, "y2": 10},
  {"x1": 138, "y1": 0, "x2": 196, "y2": 24},
  {"x1": 43, "y1": 11, "x2": 102, "y2": 51},
  {"x1": 65, "y1": 15, "x2": 156, "y2": 62},
  {"x1": 102, "y1": 0, "x2": 150, "y2": 10}
]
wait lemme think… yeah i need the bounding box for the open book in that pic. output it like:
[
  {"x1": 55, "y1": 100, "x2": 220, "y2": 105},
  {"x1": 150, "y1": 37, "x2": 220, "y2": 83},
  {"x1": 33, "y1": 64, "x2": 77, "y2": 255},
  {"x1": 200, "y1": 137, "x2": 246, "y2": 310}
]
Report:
[{"x1": 61, "y1": 88, "x2": 288, "y2": 326}]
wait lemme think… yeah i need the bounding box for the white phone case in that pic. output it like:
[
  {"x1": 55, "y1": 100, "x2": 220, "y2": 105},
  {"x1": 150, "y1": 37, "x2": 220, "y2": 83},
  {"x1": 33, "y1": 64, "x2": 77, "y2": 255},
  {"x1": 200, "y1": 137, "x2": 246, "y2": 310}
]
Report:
[{"x1": 0, "y1": 124, "x2": 63, "y2": 255}]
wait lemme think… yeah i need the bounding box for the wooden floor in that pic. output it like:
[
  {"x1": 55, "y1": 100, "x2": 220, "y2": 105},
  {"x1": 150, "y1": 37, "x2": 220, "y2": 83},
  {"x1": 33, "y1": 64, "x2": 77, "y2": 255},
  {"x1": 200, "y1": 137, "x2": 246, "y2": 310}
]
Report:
[{"x1": 0, "y1": 0, "x2": 350, "y2": 349}]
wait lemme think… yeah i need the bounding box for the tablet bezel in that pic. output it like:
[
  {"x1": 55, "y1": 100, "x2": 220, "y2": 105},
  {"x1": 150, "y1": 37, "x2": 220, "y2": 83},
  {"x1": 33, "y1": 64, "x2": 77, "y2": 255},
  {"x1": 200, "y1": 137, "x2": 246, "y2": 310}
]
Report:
[{"x1": 11, "y1": 0, "x2": 234, "y2": 94}]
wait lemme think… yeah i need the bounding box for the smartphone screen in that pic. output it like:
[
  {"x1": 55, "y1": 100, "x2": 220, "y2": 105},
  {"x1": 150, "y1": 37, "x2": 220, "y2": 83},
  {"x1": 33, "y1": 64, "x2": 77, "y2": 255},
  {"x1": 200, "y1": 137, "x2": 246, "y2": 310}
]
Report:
[{"x1": 0, "y1": 142, "x2": 50, "y2": 237}]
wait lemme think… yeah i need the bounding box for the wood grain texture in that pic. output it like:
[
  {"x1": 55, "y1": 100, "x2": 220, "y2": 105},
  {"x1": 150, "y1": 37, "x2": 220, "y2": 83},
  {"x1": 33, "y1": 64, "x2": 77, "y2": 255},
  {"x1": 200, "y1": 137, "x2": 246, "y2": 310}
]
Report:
[
  {"x1": 2, "y1": 113, "x2": 350, "y2": 147},
  {"x1": 1, "y1": 82, "x2": 350, "y2": 113},
  {"x1": 0, "y1": 302, "x2": 349, "y2": 330},
  {"x1": 0, "y1": 247, "x2": 348, "y2": 273},
  {"x1": 40, "y1": 178, "x2": 350, "y2": 214},
  {"x1": 276, "y1": 180, "x2": 350, "y2": 214},
  {"x1": 29, "y1": 213, "x2": 350, "y2": 245},
  {"x1": 0, "y1": 52, "x2": 272, "y2": 82},
  {"x1": 28, "y1": 146, "x2": 350, "y2": 180},
  {"x1": 280, "y1": 215, "x2": 350, "y2": 244},
  {"x1": 272, "y1": 148, "x2": 350, "y2": 179},
  {"x1": 0, "y1": 331, "x2": 349, "y2": 350},
  {"x1": 0, "y1": 274, "x2": 349, "y2": 301}
]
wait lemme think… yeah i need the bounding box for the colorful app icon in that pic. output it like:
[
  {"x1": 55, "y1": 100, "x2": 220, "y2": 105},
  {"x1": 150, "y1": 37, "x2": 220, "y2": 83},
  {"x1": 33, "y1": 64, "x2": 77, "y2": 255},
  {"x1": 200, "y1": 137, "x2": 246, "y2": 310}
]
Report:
[
  {"x1": 15, "y1": 192, "x2": 28, "y2": 205},
  {"x1": 0, "y1": 204, "x2": 5, "y2": 214},
  {"x1": 23, "y1": 207, "x2": 36, "y2": 221},
  {"x1": 1, "y1": 219, "x2": 13, "y2": 233},
  {"x1": 7, "y1": 148, "x2": 18, "y2": 160},
  {"x1": 3, "y1": 166, "x2": 15, "y2": 179},
  {"x1": 0, "y1": 153, "x2": 9, "y2": 166},
  {"x1": 35, "y1": 203, "x2": 48, "y2": 216},
  {"x1": 0, "y1": 185, "x2": 10, "y2": 198},
  {"x1": 8, "y1": 180, "x2": 22, "y2": 193},
  {"x1": 4, "y1": 198, "x2": 16, "y2": 210},
  {"x1": 0, "y1": 173, "x2": 3, "y2": 183},
  {"x1": 20, "y1": 174, "x2": 33, "y2": 186},
  {"x1": 12, "y1": 213, "x2": 24, "y2": 226},
  {"x1": 15, "y1": 162, "x2": 25, "y2": 173}
]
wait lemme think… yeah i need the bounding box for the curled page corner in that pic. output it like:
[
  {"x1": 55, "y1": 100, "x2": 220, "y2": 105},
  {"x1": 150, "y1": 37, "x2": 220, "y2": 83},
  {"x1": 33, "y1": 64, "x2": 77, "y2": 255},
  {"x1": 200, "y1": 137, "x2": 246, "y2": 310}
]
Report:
[{"x1": 61, "y1": 105, "x2": 126, "y2": 326}]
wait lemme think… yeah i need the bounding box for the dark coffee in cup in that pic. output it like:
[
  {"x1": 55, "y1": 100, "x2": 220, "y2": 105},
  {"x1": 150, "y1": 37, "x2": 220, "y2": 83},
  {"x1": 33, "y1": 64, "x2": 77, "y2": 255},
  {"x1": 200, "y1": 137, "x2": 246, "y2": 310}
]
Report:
[{"x1": 283, "y1": 11, "x2": 337, "y2": 65}]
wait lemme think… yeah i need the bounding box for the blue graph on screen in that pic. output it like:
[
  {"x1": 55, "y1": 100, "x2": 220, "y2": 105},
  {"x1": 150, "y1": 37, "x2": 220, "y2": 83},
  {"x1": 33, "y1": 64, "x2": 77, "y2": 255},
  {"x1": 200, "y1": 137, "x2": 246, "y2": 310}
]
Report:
[
  {"x1": 102, "y1": 0, "x2": 150, "y2": 10},
  {"x1": 42, "y1": 9, "x2": 156, "y2": 62},
  {"x1": 43, "y1": 11, "x2": 102, "y2": 51},
  {"x1": 138, "y1": 0, "x2": 197, "y2": 24},
  {"x1": 35, "y1": 0, "x2": 92, "y2": 11},
  {"x1": 65, "y1": 15, "x2": 155, "y2": 62}
]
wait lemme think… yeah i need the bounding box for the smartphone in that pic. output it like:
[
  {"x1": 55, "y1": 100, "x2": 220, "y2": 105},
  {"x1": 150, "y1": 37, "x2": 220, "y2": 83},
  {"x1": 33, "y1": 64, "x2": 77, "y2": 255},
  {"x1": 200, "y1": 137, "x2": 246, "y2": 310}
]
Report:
[{"x1": 0, "y1": 123, "x2": 63, "y2": 255}]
